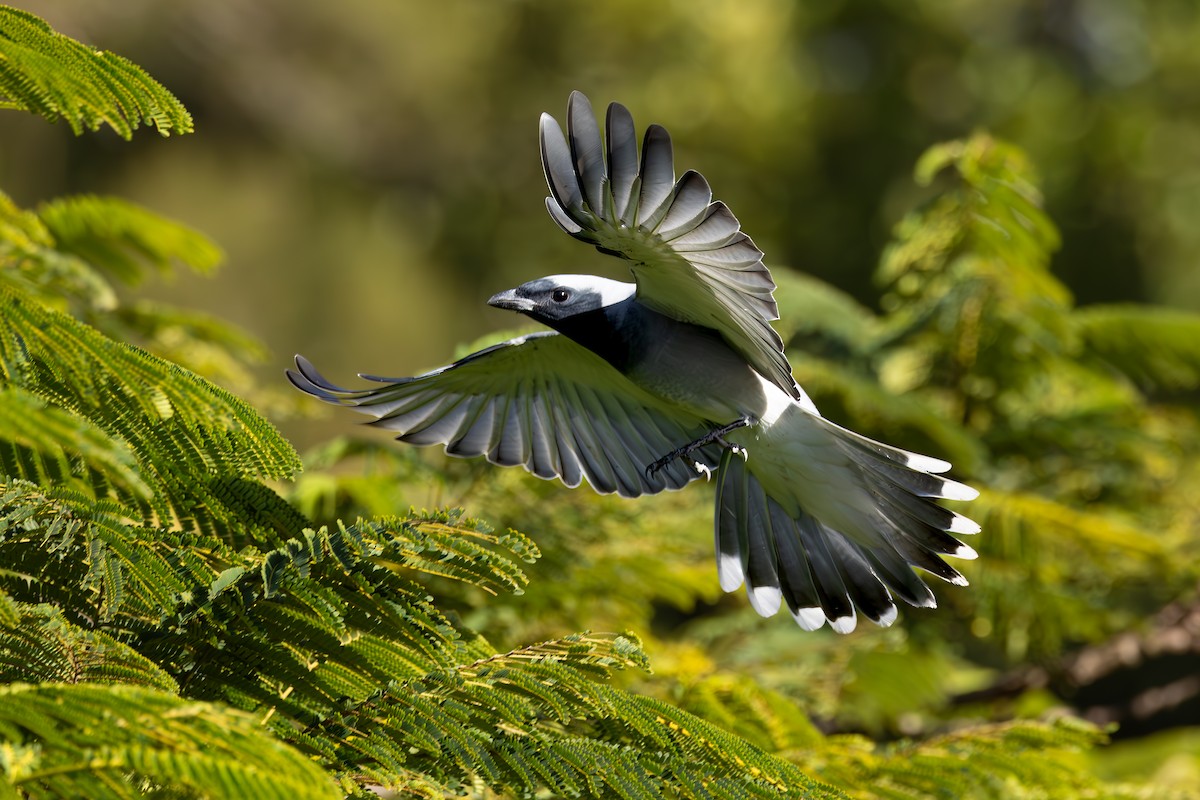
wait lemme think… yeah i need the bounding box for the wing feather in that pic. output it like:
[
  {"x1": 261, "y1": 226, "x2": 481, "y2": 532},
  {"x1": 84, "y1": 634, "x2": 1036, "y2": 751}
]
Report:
[
  {"x1": 605, "y1": 102, "x2": 639, "y2": 224},
  {"x1": 542, "y1": 91, "x2": 800, "y2": 399},
  {"x1": 635, "y1": 124, "x2": 675, "y2": 228},
  {"x1": 289, "y1": 333, "x2": 720, "y2": 498}
]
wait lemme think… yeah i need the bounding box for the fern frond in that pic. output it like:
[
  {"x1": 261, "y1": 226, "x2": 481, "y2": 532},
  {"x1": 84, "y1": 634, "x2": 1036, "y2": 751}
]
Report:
[
  {"x1": 0, "y1": 288, "x2": 301, "y2": 493},
  {"x1": 680, "y1": 673, "x2": 826, "y2": 754},
  {"x1": 0, "y1": 604, "x2": 176, "y2": 689},
  {"x1": 0, "y1": 480, "x2": 209, "y2": 625},
  {"x1": 316, "y1": 632, "x2": 841, "y2": 799},
  {"x1": 0, "y1": 6, "x2": 192, "y2": 137},
  {"x1": 0, "y1": 586, "x2": 17, "y2": 628},
  {"x1": 974, "y1": 488, "x2": 1167, "y2": 564},
  {"x1": 0, "y1": 385, "x2": 148, "y2": 498},
  {"x1": 0, "y1": 190, "x2": 118, "y2": 314},
  {"x1": 361, "y1": 510, "x2": 540, "y2": 596},
  {"x1": 38, "y1": 194, "x2": 222, "y2": 285},
  {"x1": 158, "y1": 519, "x2": 484, "y2": 725},
  {"x1": 0, "y1": 683, "x2": 338, "y2": 800},
  {"x1": 1074, "y1": 304, "x2": 1200, "y2": 393},
  {"x1": 811, "y1": 717, "x2": 1112, "y2": 800},
  {"x1": 877, "y1": 133, "x2": 1072, "y2": 398}
]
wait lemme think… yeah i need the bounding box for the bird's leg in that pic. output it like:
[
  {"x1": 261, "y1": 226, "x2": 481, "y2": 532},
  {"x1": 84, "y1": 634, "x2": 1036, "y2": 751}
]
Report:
[{"x1": 645, "y1": 416, "x2": 755, "y2": 479}]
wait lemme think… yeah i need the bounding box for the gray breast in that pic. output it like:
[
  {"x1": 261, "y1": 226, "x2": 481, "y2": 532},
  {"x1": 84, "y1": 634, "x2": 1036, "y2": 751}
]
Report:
[{"x1": 620, "y1": 302, "x2": 768, "y2": 421}]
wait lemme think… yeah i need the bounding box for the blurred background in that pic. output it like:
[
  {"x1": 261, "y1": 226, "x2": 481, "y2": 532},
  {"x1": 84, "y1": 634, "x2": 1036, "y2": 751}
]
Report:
[
  {"x1": 4, "y1": 0, "x2": 1200, "y2": 787},
  {"x1": 4, "y1": 0, "x2": 1200, "y2": 450}
]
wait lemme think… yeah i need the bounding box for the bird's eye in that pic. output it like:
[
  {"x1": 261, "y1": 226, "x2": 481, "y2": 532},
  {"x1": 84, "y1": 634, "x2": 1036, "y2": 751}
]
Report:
[{"x1": 551, "y1": 288, "x2": 570, "y2": 303}]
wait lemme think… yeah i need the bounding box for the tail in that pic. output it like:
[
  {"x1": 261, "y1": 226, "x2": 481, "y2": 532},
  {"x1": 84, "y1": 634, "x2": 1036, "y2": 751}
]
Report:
[{"x1": 714, "y1": 418, "x2": 979, "y2": 633}]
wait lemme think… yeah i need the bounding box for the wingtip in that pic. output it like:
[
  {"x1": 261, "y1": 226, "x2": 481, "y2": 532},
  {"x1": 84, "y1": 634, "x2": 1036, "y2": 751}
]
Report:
[
  {"x1": 567, "y1": 89, "x2": 593, "y2": 116},
  {"x1": 941, "y1": 479, "x2": 980, "y2": 502},
  {"x1": 950, "y1": 513, "x2": 982, "y2": 535},
  {"x1": 909, "y1": 453, "x2": 952, "y2": 474},
  {"x1": 953, "y1": 543, "x2": 979, "y2": 561},
  {"x1": 287, "y1": 355, "x2": 337, "y2": 401}
]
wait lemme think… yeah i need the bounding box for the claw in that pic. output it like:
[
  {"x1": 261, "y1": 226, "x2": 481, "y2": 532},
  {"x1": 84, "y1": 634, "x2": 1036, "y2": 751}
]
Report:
[
  {"x1": 693, "y1": 461, "x2": 713, "y2": 480},
  {"x1": 645, "y1": 416, "x2": 755, "y2": 478}
]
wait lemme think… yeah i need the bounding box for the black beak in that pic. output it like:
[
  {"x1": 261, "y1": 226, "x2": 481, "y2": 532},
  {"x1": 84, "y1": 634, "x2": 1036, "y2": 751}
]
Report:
[{"x1": 487, "y1": 288, "x2": 535, "y2": 312}]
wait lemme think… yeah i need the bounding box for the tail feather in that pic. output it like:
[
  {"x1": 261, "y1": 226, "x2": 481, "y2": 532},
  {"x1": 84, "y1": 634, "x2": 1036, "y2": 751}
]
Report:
[
  {"x1": 871, "y1": 488, "x2": 978, "y2": 559},
  {"x1": 742, "y1": 476, "x2": 783, "y2": 616},
  {"x1": 714, "y1": 424, "x2": 977, "y2": 633},
  {"x1": 769, "y1": 504, "x2": 826, "y2": 630},
  {"x1": 792, "y1": 511, "x2": 857, "y2": 632},
  {"x1": 715, "y1": 459, "x2": 784, "y2": 615},
  {"x1": 823, "y1": 533, "x2": 898, "y2": 628},
  {"x1": 717, "y1": 450, "x2": 905, "y2": 632},
  {"x1": 860, "y1": 547, "x2": 937, "y2": 608},
  {"x1": 868, "y1": 479, "x2": 980, "y2": 536}
]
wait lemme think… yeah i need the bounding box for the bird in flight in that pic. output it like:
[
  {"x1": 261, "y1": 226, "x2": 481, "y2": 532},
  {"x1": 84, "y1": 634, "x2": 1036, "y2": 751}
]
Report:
[{"x1": 289, "y1": 91, "x2": 979, "y2": 633}]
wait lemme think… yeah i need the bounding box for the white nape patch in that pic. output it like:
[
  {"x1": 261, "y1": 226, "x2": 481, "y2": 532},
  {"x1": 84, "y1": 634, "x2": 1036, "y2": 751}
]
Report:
[
  {"x1": 717, "y1": 554, "x2": 745, "y2": 592},
  {"x1": 793, "y1": 607, "x2": 827, "y2": 631},
  {"x1": 940, "y1": 479, "x2": 980, "y2": 501},
  {"x1": 953, "y1": 544, "x2": 978, "y2": 560},
  {"x1": 543, "y1": 274, "x2": 635, "y2": 306},
  {"x1": 830, "y1": 613, "x2": 858, "y2": 635},
  {"x1": 949, "y1": 513, "x2": 982, "y2": 535},
  {"x1": 747, "y1": 584, "x2": 782, "y2": 617},
  {"x1": 876, "y1": 604, "x2": 899, "y2": 628}
]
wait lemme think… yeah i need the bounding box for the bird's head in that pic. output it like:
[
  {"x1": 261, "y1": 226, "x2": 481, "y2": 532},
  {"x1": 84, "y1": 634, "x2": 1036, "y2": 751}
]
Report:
[{"x1": 488, "y1": 274, "x2": 635, "y2": 325}]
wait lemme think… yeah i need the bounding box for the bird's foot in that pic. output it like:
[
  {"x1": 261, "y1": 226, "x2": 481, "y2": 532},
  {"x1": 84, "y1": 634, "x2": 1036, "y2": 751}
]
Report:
[{"x1": 645, "y1": 416, "x2": 755, "y2": 479}]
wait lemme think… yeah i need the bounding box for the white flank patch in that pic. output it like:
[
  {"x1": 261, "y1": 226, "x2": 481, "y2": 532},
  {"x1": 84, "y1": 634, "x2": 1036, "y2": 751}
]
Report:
[{"x1": 755, "y1": 374, "x2": 798, "y2": 426}]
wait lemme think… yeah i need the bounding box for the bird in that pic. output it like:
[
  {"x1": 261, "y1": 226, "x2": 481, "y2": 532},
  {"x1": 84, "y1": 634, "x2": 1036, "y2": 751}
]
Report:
[{"x1": 288, "y1": 90, "x2": 980, "y2": 634}]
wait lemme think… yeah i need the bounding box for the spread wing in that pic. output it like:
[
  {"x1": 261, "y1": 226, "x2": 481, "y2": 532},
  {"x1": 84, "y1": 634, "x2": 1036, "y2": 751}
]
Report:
[
  {"x1": 540, "y1": 90, "x2": 800, "y2": 400},
  {"x1": 287, "y1": 332, "x2": 723, "y2": 498}
]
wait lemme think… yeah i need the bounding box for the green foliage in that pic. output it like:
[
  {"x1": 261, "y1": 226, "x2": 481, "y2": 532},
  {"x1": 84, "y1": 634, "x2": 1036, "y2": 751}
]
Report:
[
  {"x1": 1073, "y1": 304, "x2": 1200, "y2": 393},
  {"x1": 678, "y1": 676, "x2": 1135, "y2": 800},
  {"x1": 1, "y1": 682, "x2": 338, "y2": 800},
  {"x1": 863, "y1": 133, "x2": 1200, "y2": 659},
  {"x1": 816, "y1": 718, "x2": 1126, "y2": 800},
  {"x1": 293, "y1": 131, "x2": 1200, "y2": 797},
  {"x1": 0, "y1": 5, "x2": 191, "y2": 137},
  {"x1": 2, "y1": 6, "x2": 1196, "y2": 799},
  {"x1": 38, "y1": 194, "x2": 223, "y2": 286},
  {"x1": 0, "y1": 604, "x2": 176, "y2": 689}
]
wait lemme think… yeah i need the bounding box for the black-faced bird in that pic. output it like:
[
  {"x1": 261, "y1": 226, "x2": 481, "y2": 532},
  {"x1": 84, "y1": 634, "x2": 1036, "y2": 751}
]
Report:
[{"x1": 288, "y1": 91, "x2": 979, "y2": 633}]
